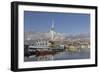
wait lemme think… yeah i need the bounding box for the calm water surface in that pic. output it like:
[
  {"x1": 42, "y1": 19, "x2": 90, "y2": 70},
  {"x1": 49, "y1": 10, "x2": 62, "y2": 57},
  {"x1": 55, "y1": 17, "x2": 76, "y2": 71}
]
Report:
[{"x1": 24, "y1": 48, "x2": 90, "y2": 62}]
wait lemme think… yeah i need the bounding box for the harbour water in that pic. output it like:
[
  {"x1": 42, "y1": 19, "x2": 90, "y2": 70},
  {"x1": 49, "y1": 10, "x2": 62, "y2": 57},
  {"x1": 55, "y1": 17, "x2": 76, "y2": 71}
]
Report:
[{"x1": 24, "y1": 48, "x2": 90, "y2": 62}]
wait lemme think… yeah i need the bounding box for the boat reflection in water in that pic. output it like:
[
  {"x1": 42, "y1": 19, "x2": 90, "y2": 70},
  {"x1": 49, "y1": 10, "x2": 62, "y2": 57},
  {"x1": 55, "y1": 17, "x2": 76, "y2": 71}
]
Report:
[{"x1": 24, "y1": 47, "x2": 90, "y2": 62}]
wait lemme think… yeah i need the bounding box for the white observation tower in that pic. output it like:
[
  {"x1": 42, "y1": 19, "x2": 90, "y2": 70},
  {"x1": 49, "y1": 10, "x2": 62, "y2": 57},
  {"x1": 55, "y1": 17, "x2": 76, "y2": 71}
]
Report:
[{"x1": 50, "y1": 20, "x2": 55, "y2": 41}]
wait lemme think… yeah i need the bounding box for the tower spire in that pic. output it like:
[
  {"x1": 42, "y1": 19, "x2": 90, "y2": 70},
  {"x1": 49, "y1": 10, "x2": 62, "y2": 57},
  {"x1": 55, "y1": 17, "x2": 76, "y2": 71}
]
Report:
[
  {"x1": 50, "y1": 19, "x2": 55, "y2": 40},
  {"x1": 51, "y1": 19, "x2": 54, "y2": 30}
]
